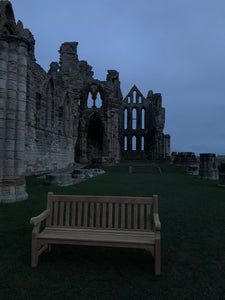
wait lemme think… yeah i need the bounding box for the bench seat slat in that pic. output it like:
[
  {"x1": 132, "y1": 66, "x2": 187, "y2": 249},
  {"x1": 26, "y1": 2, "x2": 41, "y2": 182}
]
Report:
[{"x1": 39, "y1": 227, "x2": 155, "y2": 245}]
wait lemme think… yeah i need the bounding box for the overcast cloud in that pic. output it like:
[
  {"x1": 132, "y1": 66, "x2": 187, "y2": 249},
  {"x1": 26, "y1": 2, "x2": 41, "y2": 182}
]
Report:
[{"x1": 10, "y1": 0, "x2": 225, "y2": 154}]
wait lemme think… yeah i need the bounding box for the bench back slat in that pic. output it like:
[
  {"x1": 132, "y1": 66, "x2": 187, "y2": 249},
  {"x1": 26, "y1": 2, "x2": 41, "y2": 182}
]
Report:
[
  {"x1": 53, "y1": 201, "x2": 58, "y2": 226},
  {"x1": 96, "y1": 203, "x2": 100, "y2": 228},
  {"x1": 146, "y1": 204, "x2": 151, "y2": 230},
  {"x1": 114, "y1": 203, "x2": 119, "y2": 229},
  {"x1": 77, "y1": 202, "x2": 82, "y2": 227},
  {"x1": 59, "y1": 202, "x2": 64, "y2": 226},
  {"x1": 108, "y1": 203, "x2": 113, "y2": 228},
  {"x1": 84, "y1": 202, "x2": 88, "y2": 227},
  {"x1": 102, "y1": 203, "x2": 106, "y2": 228},
  {"x1": 65, "y1": 202, "x2": 70, "y2": 226},
  {"x1": 48, "y1": 193, "x2": 156, "y2": 231},
  {"x1": 71, "y1": 202, "x2": 76, "y2": 226}
]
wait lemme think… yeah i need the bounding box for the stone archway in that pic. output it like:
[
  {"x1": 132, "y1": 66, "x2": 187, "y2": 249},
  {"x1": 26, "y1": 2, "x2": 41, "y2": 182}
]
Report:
[{"x1": 87, "y1": 116, "x2": 103, "y2": 162}]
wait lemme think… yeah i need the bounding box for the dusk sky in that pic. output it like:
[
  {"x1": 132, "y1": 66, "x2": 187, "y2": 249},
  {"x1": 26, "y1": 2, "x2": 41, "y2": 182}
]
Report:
[{"x1": 10, "y1": 0, "x2": 225, "y2": 155}]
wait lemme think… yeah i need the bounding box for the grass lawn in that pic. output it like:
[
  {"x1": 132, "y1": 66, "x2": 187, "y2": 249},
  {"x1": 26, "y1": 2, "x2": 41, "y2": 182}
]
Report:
[{"x1": 0, "y1": 161, "x2": 225, "y2": 299}]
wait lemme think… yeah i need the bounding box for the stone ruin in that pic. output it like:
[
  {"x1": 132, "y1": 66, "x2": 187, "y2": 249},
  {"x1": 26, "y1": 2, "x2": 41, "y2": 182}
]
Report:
[
  {"x1": 172, "y1": 152, "x2": 199, "y2": 175},
  {"x1": 199, "y1": 153, "x2": 218, "y2": 180},
  {"x1": 0, "y1": 2, "x2": 170, "y2": 202}
]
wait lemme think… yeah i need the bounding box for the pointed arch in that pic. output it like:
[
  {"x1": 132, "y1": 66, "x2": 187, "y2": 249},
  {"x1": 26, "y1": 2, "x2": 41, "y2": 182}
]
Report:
[
  {"x1": 87, "y1": 92, "x2": 93, "y2": 108},
  {"x1": 141, "y1": 108, "x2": 145, "y2": 129},
  {"x1": 132, "y1": 108, "x2": 137, "y2": 130},
  {"x1": 95, "y1": 92, "x2": 102, "y2": 108},
  {"x1": 124, "y1": 136, "x2": 128, "y2": 151},
  {"x1": 87, "y1": 114, "x2": 104, "y2": 162},
  {"x1": 141, "y1": 136, "x2": 144, "y2": 151},
  {"x1": 132, "y1": 136, "x2": 137, "y2": 151},
  {"x1": 124, "y1": 108, "x2": 128, "y2": 130}
]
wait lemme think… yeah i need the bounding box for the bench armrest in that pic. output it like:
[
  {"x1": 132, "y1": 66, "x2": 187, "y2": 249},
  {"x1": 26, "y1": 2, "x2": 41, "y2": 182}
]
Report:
[
  {"x1": 153, "y1": 213, "x2": 161, "y2": 231},
  {"x1": 30, "y1": 209, "x2": 50, "y2": 226}
]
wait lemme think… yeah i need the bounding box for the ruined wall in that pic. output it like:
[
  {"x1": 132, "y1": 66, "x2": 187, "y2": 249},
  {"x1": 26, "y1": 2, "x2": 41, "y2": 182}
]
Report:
[
  {"x1": 24, "y1": 41, "x2": 122, "y2": 174},
  {"x1": 121, "y1": 86, "x2": 170, "y2": 159}
]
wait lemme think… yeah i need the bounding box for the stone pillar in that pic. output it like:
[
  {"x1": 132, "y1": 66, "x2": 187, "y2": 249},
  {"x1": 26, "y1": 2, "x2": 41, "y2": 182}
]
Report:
[
  {"x1": 218, "y1": 163, "x2": 225, "y2": 187},
  {"x1": 0, "y1": 37, "x2": 28, "y2": 202},
  {"x1": 199, "y1": 153, "x2": 218, "y2": 180}
]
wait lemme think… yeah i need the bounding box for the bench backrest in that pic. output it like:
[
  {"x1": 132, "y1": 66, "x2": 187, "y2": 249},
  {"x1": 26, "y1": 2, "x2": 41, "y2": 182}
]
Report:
[{"x1": 46, "y1": 193, "x2": 158, "y2": 232}]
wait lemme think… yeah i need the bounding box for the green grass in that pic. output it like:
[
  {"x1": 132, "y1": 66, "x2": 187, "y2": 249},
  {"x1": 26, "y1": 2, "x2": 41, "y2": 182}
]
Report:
[{"x1": 0, "y1": 161, "x2": 225, "y2": 299}]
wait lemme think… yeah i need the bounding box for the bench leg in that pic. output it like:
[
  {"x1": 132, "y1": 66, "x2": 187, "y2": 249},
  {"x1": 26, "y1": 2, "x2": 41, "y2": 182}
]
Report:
[
  {"x1": 31, "y1": 237, "x2": 39, "y2": 267},
  {"x1": 155, "y1": 238, "x2": 161, "y2": 275}
]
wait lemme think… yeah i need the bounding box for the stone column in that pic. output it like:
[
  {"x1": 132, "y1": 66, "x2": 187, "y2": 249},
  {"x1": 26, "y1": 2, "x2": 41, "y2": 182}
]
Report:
[
  {"x1": 0, "y1": 39, "x2": 8, "y2": 178},
  {"x1": 199, "y1": 153, "x2": 218, "y2": 180},
  {"x1": 0, "y1": 37, "x2": 28, "y2": 202}
]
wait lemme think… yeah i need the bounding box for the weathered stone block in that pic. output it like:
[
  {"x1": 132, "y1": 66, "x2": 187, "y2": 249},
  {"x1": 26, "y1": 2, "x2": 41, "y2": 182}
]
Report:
[
  {"x1": 46, "y1": 173, "x2": 73, "y2": 187},
  {"x1": 218, "y1": 163, "x2": 225, "y2": 187},
  {"x1": 199, "y1": 153, "x2": 218, "y2": 180}
]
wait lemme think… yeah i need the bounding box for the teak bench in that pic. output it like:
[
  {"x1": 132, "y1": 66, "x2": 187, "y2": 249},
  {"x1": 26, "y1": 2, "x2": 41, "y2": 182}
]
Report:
[{"x1": 30, "y1": 193, "x2": 161, "y2": 275}]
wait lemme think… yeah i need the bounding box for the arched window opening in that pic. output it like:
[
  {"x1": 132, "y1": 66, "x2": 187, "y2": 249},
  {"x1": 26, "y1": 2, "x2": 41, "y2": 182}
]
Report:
[
  {"x1": 95, "y1": 92, "x2": 102, "y2": 108},
  {"x1": 141, "y1": 108, "x2": 145, "y2": 129},
  {"x1": 139, "y1": 96, "x2": 142, "y2": 104},
  {"x1": 78, "y1": 100, "x2": 81, "y2": 106},
  {"x1": 132, "y1": 136, "x2": 137, "y2": 151},
  {"x1": 87, "y1": 92, "x2": 93, "y2": 108},
  {"x1": 124, "y1": 136, "x2": 128, "y2": 151},
  {"x1": 141, "y1": 136, "x2": 144, "y2": 151},
  {"x1": 133, "y1": 91, "x2": 136, "y2": 103},
  {"x1": 132, "y1": 108, "x2": 137, "y2": 130},
  {"x1": 128, "y1": 96, "x2": 131, "y2": 104},
  {"x1": 124, "y1": 109, "x2": 128, "y2": 130}
]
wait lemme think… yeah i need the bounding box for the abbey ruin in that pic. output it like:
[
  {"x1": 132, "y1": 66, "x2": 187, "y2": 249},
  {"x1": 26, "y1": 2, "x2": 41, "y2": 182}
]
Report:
[{"x1": 0, "y1": 1, "x2": 170, "y2": 203}]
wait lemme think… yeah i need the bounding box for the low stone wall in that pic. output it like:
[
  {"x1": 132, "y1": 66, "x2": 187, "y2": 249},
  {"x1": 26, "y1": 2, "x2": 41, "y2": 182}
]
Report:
[{"x1": 172, "y1": 152, "x2": 199, "y2": 166}]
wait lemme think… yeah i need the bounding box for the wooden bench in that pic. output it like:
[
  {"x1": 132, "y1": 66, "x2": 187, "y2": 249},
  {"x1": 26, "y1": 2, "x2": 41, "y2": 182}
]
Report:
[{"x1": 30, "y1": 193, "x2": 161, "y2": 275}]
